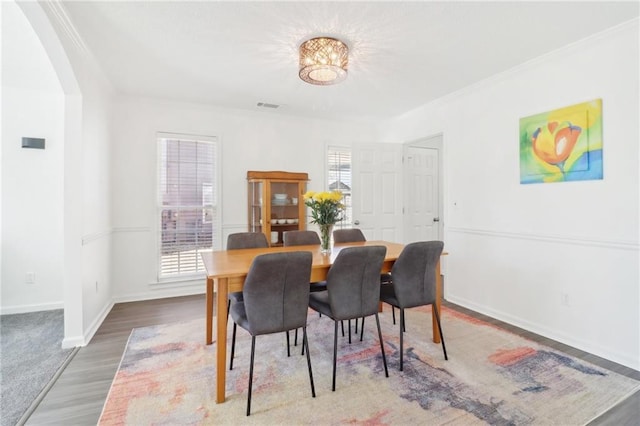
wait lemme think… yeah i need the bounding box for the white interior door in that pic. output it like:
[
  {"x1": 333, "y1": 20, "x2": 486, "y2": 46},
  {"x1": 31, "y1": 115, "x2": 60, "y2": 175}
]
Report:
[
  {"x1": 404, "y1": 135, "x2": 443, "y2": 243},
  {"x1": 352, "y1": 143, "x2": 403, "y2": 242}
]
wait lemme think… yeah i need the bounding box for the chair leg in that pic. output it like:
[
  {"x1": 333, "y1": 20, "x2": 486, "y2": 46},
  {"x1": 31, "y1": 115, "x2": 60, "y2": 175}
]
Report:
[
  {"x1": 286, "y1": 330, "x2": 291, "y2": 357},
  {"x1": 374, "y1": 313, "x2": 389, "y2": 377},
  {"x1": 401, "y1": 309, "x2": 406, "y2": 333},
  {"x1": 230, "y1": 322, "x2": 237, "y2": 370},
  {"x1": 399, "y1": 308, "x2": 404, "y2": 371},
  {"x1": 348, "y1": 320, "x2": 352, "y2": 344},
  {"x1": 355, "y1": 318, "x2": 358, "y2": 334},
  {"x1": 392, "y1": 305, "x2": 396, "y2": 324},
  {"x1": 247, "y1": 336, "x2": 256, "y2": 416},
  {"x1": 226, "y1": 299, "x2": 231, "y2": 324},
  {"x1": 294, "y1": 328, "x2": 298, "y2": 346},
  {"x1": 341, "y1": 320, "x2": 345, "y2": 337},
  {"x1": 332, "y1": 320, "x2": 339, "y2": 391},
  {"x1": 360, "y1": 317, "x2": 365, "y2": 342},
  {"x1": 302, "y1": 326, "x2": 316, "y2": 398},
  {"x1": 433, "y1": 305, "x2": 448, "y2": 361}
]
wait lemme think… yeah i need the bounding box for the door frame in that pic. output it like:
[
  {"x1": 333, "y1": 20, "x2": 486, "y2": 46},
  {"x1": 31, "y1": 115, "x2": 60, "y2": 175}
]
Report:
[{"x1": 403, "y1": 133, "x2": 444, "y2": 242}]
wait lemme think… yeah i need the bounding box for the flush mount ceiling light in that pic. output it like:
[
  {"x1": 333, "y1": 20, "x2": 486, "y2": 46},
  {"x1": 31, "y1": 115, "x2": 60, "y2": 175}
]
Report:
[{"x1": 299, "y1": 37, "x2": 348, "y2": 85}]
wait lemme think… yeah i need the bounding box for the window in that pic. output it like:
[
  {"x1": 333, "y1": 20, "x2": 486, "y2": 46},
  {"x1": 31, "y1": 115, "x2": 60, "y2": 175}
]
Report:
[
  {"x1": 327, "y1": 146, "x2": 352, "y2": 229},
  {"x1": 157, "y1": 133, "x2": 218, "y2": 278}
]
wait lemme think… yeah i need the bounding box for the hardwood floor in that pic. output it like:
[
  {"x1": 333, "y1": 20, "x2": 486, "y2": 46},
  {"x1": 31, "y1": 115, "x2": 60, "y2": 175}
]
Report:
[
  {"x1": 26, "y1": 295, "x2": 639, "y2": 425},
  {"x1": 26, "y1": 296, "x2": 205, "y2": 425}
]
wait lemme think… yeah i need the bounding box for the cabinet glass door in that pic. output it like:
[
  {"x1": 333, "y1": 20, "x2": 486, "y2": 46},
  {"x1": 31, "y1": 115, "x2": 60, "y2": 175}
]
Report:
[
  {"x1": 248, "y1": 181, "x2": 263, "y2": 233},
  {"x1": 247, "y1": 171, "x2": 307, "y2": 247},
  {"x1": 268, "y1": 181, "x2": 301, "y2": 245}
]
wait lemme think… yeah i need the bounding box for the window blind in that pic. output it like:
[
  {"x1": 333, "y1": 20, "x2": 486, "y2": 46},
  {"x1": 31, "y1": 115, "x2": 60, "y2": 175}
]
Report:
[
  {"x1": 157, "y1": 134, "x2": 218, "y2": 278},
  {"x1": 327, "y1": 147, "x2": 352, "y2": 228}
]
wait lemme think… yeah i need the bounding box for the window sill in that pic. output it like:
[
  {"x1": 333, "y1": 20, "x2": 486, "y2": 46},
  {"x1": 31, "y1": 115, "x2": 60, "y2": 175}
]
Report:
[{"x1": 151, "y1": 275, "x2": 205, "y2": 288}]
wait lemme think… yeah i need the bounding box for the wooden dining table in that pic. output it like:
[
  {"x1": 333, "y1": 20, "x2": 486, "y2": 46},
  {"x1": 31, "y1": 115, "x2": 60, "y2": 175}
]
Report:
[{"x1": 201, "y1": 240, "x2": 446, "y2": 403}]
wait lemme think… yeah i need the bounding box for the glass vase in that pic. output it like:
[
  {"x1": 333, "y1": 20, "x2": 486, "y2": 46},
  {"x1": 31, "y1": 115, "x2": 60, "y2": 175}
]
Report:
[{"x1": 319, "y1": 223, "x2": 333, "y2": 254}]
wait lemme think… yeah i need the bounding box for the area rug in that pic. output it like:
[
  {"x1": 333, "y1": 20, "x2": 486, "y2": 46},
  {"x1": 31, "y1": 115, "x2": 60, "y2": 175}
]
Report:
[{"x1": 99, "y1": 306, "x2": 639, "y2": 425}]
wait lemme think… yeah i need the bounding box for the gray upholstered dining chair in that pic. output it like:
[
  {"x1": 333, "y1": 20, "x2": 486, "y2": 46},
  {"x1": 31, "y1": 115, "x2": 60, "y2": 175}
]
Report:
[
  {"x1": 379, "y1": 240, "x2": 446, "y2": 371},
  {"x1": 225, "y1": 232, "x2": 269, "y2": 323},
  {"x1": 333, "y1": 228, "x2": 396, "y2": 330},
  {"x1": 283, "y1": 230, "x2": 321, "y2": 246},
  {"x1": 282, "y1": 229, "x2": 323, "y2": 349},
  {"x1": 227, "y1": 232, "x2": 270, "y2": 250},
  {"x1": 309, "y1": 245, "x2": 389, "y2": 391},
  {"x1": 283, "y1": 230, "x2": 324, "y2": 295},
  {"x1": 332, "y1": 228, "x2": 366, "y2": 243},
  {"x1": 332, "y1": 228, "x2": 369, "y2": 338},
  {"x1": 229, "y1": 251, "x2": 316, "y2": 416}
]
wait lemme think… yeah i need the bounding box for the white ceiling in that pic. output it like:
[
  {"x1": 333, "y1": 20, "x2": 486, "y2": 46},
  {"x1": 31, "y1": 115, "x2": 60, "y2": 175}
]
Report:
[{"x1": 61, "y1": 1, "x2": 638, "y2": 122}]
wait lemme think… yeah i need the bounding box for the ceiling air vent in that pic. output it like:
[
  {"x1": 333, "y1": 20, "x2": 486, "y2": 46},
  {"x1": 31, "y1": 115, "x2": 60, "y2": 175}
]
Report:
[{"x1": 257, "y1": 102, "x2": 280, "y2": 109}]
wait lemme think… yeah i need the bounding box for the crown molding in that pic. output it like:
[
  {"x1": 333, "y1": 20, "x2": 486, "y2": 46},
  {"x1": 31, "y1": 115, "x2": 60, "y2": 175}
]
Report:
[{"x1": 39, "y1": 0, "x2": 89, "y2": 58}]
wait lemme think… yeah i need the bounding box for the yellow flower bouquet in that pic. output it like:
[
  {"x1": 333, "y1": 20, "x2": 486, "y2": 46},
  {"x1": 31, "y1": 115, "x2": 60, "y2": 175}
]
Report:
[{"x1": 303, "y1": 190, "x2": 344, "y2": 253}]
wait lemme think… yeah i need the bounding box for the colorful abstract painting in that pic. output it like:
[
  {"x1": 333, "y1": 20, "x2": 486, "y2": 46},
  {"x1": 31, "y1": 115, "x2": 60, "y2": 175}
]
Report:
[{"x1": 519, "y1": 99, "x2": 603, "y2": 184}]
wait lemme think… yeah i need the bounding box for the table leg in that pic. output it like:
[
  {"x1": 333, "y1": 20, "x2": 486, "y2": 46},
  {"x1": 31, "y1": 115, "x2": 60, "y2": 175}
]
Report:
[
  {"x1": 206, "y1": 277, "x2": 214, "y2": 345},
  {"x1": 215, "y1": 277, "x2": 228, "y2": 403},
  {"x1": 432, "y1": 260, "x2": 442, "y2": 343}
]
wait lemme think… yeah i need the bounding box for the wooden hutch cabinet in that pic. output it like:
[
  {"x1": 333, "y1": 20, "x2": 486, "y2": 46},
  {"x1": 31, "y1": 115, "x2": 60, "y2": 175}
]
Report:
[{"x1": 247, "y1": 171, "x2": 308, "y2": 246}]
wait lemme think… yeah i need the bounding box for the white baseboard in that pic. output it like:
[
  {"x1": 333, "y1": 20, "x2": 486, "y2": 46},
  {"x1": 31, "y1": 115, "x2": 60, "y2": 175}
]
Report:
[
  {"x1": 0, "y1": 301, "x2": 64, "y2": 315},
  {"x1": 61, "y1": 286, "x2": 204, "y2": 348},
  {"x1": 84, "y1": 300, "x2": 114, "y2": 345},
  {"x1": 61, "y1": 299, "x2": 114, "y2": 348},
  {"x1": 446, "y1": 294, "x2": 640, "y2": 371},
  {"x1": 113, "y1": 285, "x2": 204, "y2": 304},
  {"x1": 61, "y1": 335, "x2": 86, "y2": 348}
]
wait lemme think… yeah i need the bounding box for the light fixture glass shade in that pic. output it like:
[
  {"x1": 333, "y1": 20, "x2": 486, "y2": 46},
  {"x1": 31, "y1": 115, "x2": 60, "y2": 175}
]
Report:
[{"x1": 299, "y1": 37, "x2": 348, "y2": 85}]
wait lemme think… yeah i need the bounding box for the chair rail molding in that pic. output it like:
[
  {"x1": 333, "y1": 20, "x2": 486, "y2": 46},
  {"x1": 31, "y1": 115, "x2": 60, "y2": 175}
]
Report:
[
  {"x1": 81, "y1": 229, "x2": 112, "y2": 245},
  {"x1": 446, "y1": 227, "x2": 639, "y2": 251},
  {"x1": 83, "y1": 226, "x2": 154, "y2": 245}
]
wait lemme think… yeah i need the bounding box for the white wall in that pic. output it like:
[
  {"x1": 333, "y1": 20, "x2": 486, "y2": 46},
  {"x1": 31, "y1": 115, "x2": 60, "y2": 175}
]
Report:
[
  {"x1": 43, "y1": 6, "x2": 115, "y2": 345},
  {"x1": 110, "y1": 97, "x2": 375, "y2": 301},
  {"x1": 1, "y1": 1, "x2": 65, "y2": 313},
  {"x1": 10, "y1": 2, "x2": 638, "y2": 373},
  {"x1": 2, "y1": 2, "x2": 112, "y2": 347},
  {"x1": 380, "y1": 20, "x2": 640, "y2": 369},
  {"x1": 77, "y1": 80, "x2": 113, "y2": 339}
]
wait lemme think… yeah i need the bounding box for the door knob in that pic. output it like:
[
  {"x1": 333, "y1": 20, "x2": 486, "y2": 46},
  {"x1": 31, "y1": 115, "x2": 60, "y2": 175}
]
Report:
[
  {"x1": 354, "y1": 220, "x2": 360, "y2": 225},
  {"x1": 433, "y1": 217, "x2": 440, "y2": 222}
]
